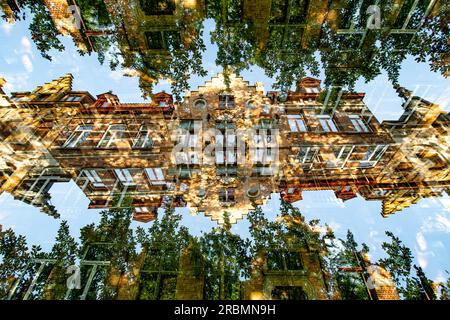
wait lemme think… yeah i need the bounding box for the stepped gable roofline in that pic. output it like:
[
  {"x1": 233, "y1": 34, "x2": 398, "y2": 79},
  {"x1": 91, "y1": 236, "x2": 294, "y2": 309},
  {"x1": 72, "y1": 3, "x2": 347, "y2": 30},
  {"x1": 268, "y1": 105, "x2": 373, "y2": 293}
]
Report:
[
  {"x1": 192, "y1": 72, "x2": 256, "y2": 93},
  {"x1": 341, "y1": 92, "x2": 365, "y2": 100},
  {"x1": 296, "y1": 76, "x2": 321, "y2": 87},
  {"x1": 32, "y1": 73, "x2": 74, "y2": 94}
]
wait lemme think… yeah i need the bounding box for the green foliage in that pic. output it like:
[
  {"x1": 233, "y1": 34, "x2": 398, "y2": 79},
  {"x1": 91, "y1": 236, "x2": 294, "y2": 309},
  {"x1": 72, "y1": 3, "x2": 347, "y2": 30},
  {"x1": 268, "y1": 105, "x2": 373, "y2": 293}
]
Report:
[
  {"x1": 15, "y1": 0, "x2": 65, "y2": 60},
  {"x1": 331, "y1": 230, "x2": 371, "y2": 300},
  {"x1": 0, "y1": 228, "x2": 31, "y2": 299}
]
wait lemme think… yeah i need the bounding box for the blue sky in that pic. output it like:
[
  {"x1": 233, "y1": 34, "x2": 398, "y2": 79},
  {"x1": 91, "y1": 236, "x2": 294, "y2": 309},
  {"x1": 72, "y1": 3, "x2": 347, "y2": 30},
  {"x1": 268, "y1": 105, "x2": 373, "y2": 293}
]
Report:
[{"x1": 1, "y1": 18, "x2": 450, "y2": 283}]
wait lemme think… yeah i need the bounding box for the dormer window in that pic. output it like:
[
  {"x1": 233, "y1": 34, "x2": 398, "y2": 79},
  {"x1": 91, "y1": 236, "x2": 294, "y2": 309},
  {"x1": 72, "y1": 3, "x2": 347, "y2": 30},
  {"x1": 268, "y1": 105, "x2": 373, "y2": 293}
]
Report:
[
  {"x1": 304, "y1": 87, "x2": 319, "y2": 93},
  {"x1": 35, "y1": 94, "x2": 51, "y2": 101},
  {"x1": 63, "y1": 95, "x2": 82, "y2": 102}
]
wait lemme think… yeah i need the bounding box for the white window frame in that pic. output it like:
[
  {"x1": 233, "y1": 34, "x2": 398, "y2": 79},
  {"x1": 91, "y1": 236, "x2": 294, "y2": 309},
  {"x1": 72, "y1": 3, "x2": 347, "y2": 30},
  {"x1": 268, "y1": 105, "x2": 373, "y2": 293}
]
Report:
[
  {"x1": 349, "y1": 115, "x2": 369, "y2": 132},
  {"x1": 305, "y1": 87, "x2": 319, "y2": 93},
  {"x1": 97, "y1": 124, "x2": 127, "y2": 148},
  {"x1": 133, "y1": 125, "x2": 153, "y2": 148},
  {"x1": 360, "y1": 145, "x2": 388, "y2": 167},
  {"x1": 328, "y1": 145, "x2": 354, "y2": 168},
  {"x1": 287, "y1": 115, "x2": 307, "y2": 132},
  {"x1": 114, "y1": 169, "x2": 135, "y2": 187},
  {"x1": 298, "y1": 146, "x2": 319, "y2": 164},
  {"x1": 145, "y1": 168, "x2": 165, "y2": 185},
  {"x1": 318, "y1": 115, "x2": 338, "y2": 132},
  {"x1": 82, "y1": 169, "x2": 105, "y2": 188},
  {"x1": 63, "y1": 125, "x2": 93, "y2": 148},
  {"x1": 216, "y1": 132, "x2": 236, "y2": 165}
]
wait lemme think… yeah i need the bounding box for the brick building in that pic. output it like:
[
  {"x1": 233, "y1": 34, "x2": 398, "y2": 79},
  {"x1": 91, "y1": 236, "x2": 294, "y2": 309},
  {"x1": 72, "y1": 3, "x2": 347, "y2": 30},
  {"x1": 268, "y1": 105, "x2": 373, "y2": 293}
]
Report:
[{"x1": 0, "y1": 73, "x2": 449, "y2": 223}]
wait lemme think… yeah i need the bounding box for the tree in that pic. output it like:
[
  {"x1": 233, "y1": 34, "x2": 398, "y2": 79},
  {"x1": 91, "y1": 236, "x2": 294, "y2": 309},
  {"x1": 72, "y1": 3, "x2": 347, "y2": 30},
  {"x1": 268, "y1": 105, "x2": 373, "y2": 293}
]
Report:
[
  {"x1": 0, "y1": 228, "x2": 31, "y2": 299},
  {"x1": 77, "y1": 200, "x2": 136, "y2": 300},
  {"x1": 0, "y1": 227, "x2": 46, "y2": 300},
  {"x1": 200, "y1": 213, "x2": 251, "y2": 300},
  {"x1": 379, "y1": 231, "x2": 413, "y2": 291},
  {"x1": 378, "y1": 230, "x2": 437, "y2": 300},
  {"x1": 331, "y1": 230, "x2": 371, "y2": 300},
  {"x1": 42, "y1": 221, "x2": 79, "y2": 300},
  {"x1": 135, "y1": 207, "x2": 192, "y2": 300}
]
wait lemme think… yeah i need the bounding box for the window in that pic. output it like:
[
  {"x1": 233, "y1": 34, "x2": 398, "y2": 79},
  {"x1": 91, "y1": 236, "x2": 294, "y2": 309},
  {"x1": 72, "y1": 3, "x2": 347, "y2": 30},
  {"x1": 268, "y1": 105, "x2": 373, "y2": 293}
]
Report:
[
  {"x1": 246, "y1": 100, "x2": 256, "y2": 109},
  {"x1": 11, "y1": 96, "x2": 26, "y2": 102},
  {"x1": 328, "y1": 145, "x2": 354, "y2": 167},
  {"x1": 267, "y1": 250, "x2": 303, "y2": 271},
  {"x1": 217, "y1": 165, "x2": 237, "y2": 176},
  {"x1": 271, "y1": 286, "x2": 307, "y2": 300},
  {"x1": 255, "y1": 119, "x2": 277, "y2": 130},
  {"x1": 135, "y1": 207, "x2": 150, "y2": 213},
  {"x1": 63, "y1": 125, "x2": 93, "y2": 148},
  {"x1": 219, "y1": 188, "x2": 235, "y2": 203},
  {"x1": 194, "y1": 99, "x2": 207, "y2": 109},
  {"x1": 114, "y1": 169, "x2": 135, "y2": 187},
  {"x1": 158, "y1": 100, "x2": 167, "y2": 107},
  {"x1": 298, "y1": 147, "x2": 319, "y2": 163},
  {"x1": 145, "y1": 31, "x2": 165, "y2": 49},
  {"x1": 215, "y1": 132, "x2": 236, "y2": 164},
  {"x1": 36, "y1": 94, "x2": 51, "y2": 101},
  {"x1": 63, "y1": 95, "x2": 82, "y2": 102},
  {"x1": 97, "y1": 124, "x2": 127, "y2": 148},
  {"x1": 253, "y1": 132, "x2": 276, "y2": 164},
  {"x1": 349, "y1": 115, "x2": 369, "y2": 132},
  {"x1": 304, "y1": 87, "x2": 319, "y2": 93},
  {"x1": 219, "y1": 94, "x2": 234, "y2": 109},
  {"x1": 287, "y1": 115, "x2": 307, "y2": 132},
  {"x1": 145, "y1": 168, "x2": 165, "y2": 185},
  {"x1": 82, "y1": 169, "x2": 105, "y2": 188},
  {"x1": 360, "y1": 145, "x2": 387, "y2": 167},
  {"x1": 318, "y1": 115, "x2": 338, "y2": 132},
  {"x1": 140, "y1": 0, "x2": 176, "y2": 15},
  {"x1": 133, "y1": 125, "x2": 153, "y2": 148}
]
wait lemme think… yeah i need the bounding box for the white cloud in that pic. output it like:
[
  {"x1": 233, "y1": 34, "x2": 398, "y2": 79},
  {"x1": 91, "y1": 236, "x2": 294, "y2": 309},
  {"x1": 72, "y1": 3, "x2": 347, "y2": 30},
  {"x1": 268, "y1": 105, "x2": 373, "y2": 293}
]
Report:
[
  {"x1": 435, "y1": 214, "x2": 450, "y2": 231},
  {"x1": 369, "y1": 230, "x2": 379, "y2": 239},
  {"x1": 417, "y1": 251, "x2": 428, "y2": 268},
  {"x1": 420, "y1": 213, "x2": 450, "y2": 233},
  {"x1": 22, "y1": 55, "x2": 33, "y2": 73},
  {"x1": 21, "y1": 36, "x2": 32, "y2": 54},
  {"x1": 1, "y1": 22, "x2": 13, "y2": 35},
  {"x1": 109, "y1": 70, "x2": 123, "y2": 81},
  {"x1": 416, "y1": 232, "x2": 427, "y2": 251},
  {"x1": 0, "y1": 73, "x2": 30, "y2": 92}
]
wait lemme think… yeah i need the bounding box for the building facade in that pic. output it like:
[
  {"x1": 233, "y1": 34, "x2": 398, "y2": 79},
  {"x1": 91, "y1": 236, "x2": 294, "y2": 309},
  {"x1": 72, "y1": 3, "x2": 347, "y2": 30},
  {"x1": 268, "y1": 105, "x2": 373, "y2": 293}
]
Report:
[{"x1": 0, "y1": 73, "x2": 449, "y2": 223}]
